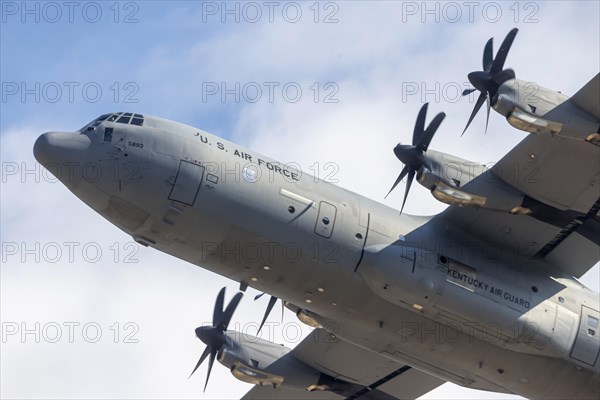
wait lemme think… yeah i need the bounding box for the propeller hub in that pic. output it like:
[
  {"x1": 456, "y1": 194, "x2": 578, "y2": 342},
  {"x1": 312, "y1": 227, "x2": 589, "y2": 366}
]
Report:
[
  {"x1": 196, "y1": 326, "x2": 223, "y2": 347},
  {"x1": 393, "y1": 144, "x2": 422, "y2": 167},
  {"x1": 467, "y1": 71, "x2": 492, "y2": 92}
]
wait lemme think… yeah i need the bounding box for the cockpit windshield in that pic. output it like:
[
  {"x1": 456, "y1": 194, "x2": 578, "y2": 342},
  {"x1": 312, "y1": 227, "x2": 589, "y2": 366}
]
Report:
[
  {"x1": 98, "y1": 112, "x2": 144, "y2": 126},
  {"x1": 81, "y1": 112, "x2": 145, "y2": 131}
]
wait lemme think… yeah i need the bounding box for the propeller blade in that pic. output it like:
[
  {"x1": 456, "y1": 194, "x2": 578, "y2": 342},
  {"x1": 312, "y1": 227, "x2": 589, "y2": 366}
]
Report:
[
  {"x1": 203, "y1": 348, "x2": 217, "y2": 392},
  {"x1": 400, "y1": 168, "x2": 416, "y2": 214},
  {"x1": 217, "y1": 291, "x2": 243, "y2": 332},
  {"x1": 254, "y1": 292, "x2": 265, "y2": 301},
  {"x1": 412, "y1": 103, "x2": 429, "y2": 146},
  {"x1": 461, "y1": 91, "x2": 487, "y2": 136},
  {"x1": 189, "y1": 345, "x2": 211, "y2": 379},
  {"x1": 213, "y1": 287, "x2": 225, "y2": 326},
  {"x1": 462, "y1": 87, "x2": 477, "y2": 96},
  {"x1": 257, "y1": 295, "x2": 278, "y2": 334},
  {"x1": 417, "y1": 112, "x2": 446, "y2": 152},
  {"x1": 385, "y1": 165, "x2": 409, "y2": 199},
  {"x1": 483, "y1": 38, "x2": 494, "y2": 71},
  {"x1": 484, "y1": 93, "x2": 491, "y2": 134},
  {"x1": 491, "y1": 28, "x2": 518, "y2": 74}
]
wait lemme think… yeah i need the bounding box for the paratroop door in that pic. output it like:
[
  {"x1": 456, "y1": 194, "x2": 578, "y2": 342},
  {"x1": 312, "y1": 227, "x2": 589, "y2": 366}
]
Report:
[{"x1": 169, "y1": 160, "x2": 205, "y2": 206}]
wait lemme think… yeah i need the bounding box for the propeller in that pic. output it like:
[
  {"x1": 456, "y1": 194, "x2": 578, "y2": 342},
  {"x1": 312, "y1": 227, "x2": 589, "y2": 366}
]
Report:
[
  {"x1": 385, "y1": 103, "x2": 446, "y2": 214},
  {"x1": 461, "y1": 28, "x2": 518, "y2": 135},
  {"x1": 254, "y1": 292, "x2": 284, "y2": 334},
  {"x1": 189, "y1": 287, "x2": 243, "y2": 391}
]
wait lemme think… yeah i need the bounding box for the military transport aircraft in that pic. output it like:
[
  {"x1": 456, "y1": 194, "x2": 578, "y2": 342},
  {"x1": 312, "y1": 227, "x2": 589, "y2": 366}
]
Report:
[{"x1": 33, "y1": 29, "x2": 599, "y2": 399}]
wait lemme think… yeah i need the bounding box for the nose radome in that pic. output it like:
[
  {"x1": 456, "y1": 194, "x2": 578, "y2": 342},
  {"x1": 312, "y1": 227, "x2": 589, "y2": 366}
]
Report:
[
  {"x1": 34, "y1": 131, "x2": 92, "y2": 166},
  {"x1": 34, "y1": 132, "x2": 92, "y2": 188}
]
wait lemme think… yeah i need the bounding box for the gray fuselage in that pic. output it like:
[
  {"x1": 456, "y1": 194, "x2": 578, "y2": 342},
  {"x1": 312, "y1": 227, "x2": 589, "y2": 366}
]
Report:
[{"x1": 33, "y1": 113, "x2": 600, "y2": 399}]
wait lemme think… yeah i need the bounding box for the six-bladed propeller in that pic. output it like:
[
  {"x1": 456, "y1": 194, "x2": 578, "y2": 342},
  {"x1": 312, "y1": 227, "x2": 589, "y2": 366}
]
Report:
[
  {"x1": 385, "y1": 103, "x2": 446, "y2": 213},
  {"x1": 189, "y1": 287, "x2": 243, "y2": 391},
  {"x1": 461, "y1": 28, "x2": 518, "y2": 135}
]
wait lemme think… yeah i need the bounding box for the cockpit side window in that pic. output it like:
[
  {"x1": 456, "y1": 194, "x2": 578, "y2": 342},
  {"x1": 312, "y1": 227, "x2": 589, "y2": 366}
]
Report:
[
  {"x1": 92, "y1": 113, "x2": 111, "y2": 126},
  {"x1": 103, "y1": 127, "x2": 113, "y2": 143}
]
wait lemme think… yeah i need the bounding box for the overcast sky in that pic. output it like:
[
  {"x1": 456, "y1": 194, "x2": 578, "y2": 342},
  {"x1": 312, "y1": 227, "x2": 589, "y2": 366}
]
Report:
[{"x1": 1, "y1": 1, "x2": 599, "y2": 399}]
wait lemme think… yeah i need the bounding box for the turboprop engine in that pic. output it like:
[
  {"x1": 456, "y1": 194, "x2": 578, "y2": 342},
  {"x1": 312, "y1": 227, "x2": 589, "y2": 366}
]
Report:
[{"x1": 188, "y1": 287, "x2": 409, "y2": 397}]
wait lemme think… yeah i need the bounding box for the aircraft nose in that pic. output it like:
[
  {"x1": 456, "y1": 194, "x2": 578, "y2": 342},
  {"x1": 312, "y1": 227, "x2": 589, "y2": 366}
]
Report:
[
  {"x1": 34, "y1": 132, "x2": 92, "y2": 187},
  {"x1": 34, "y1": 131, "x2": 92, "y2": 166}
]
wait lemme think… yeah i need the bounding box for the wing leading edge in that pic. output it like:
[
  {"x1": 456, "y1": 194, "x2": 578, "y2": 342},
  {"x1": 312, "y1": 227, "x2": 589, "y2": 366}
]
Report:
[{"x1": 570, "y1": 73, "x2": 600, "y2": 120}]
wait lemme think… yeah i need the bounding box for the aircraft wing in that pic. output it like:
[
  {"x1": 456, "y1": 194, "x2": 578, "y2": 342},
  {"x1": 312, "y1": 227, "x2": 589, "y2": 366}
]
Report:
[
  {"x1": 570, "y1": 73, "x2": 600, "y2": 119},
  {"x1": 416, "y1": 119, "x2": 599, "y2": 278},
  {"x1": 242, "y1": 328, "x2": 445, "y2": 400},
  {"x1": 243, "y1": 386, "x2": 343, "y2": 400}
]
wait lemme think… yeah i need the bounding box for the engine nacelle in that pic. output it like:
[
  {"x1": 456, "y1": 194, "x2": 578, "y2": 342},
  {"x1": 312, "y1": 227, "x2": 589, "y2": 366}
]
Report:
[
  {"x1": 231, "y1": 361, "x2": 285, "y2": 387},
  {"x1": 494, "y1": 79, "x2": 599, "y2": 141},
  {"x1": 218, "y1": 331, "x2": 324, "y2": 391},
  {"x1": 418, "y1": 168, "x2": 527, "y2": 214},
  {"x1": 218, "y1": 342, "x2": 252, "y2": 369},
  {"x1": 506, "y1": 108, "x2": 563, "y2": 135}
]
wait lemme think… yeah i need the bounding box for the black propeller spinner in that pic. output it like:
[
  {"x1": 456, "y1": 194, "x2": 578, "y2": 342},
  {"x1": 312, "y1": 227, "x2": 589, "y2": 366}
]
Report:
[
  {"x1": 385, "y1": 103, "x2": 445, "y2": 214},
  {"x1": 189, "y1": 287, "x2": 243, "y2": 391},
  {"x1": 461, "y1": 28, "x2": 518, "y2": 135}
]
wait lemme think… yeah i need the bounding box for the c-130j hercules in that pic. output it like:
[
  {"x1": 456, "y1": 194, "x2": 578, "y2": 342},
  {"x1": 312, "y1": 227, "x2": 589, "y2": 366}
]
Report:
[{"x1": 34, "y1": 28, "x2": 599, "y2": 399}]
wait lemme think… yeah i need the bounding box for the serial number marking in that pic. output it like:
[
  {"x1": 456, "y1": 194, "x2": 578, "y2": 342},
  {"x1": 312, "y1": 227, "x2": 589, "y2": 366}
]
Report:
[{"x1": 128, "y1": 141, "x2": 144, "y2": 148}]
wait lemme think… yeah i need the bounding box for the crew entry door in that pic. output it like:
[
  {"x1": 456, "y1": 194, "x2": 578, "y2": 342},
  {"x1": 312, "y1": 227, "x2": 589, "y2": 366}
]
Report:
[{"x1": 169, "y1": 160, "x2": 205, "y2": 206}]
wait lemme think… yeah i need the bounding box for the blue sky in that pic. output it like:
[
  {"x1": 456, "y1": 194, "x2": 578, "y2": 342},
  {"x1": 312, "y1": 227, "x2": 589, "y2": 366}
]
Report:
[{"x1": 1, "y1": 1, "x2": 599, "y2": 399}]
